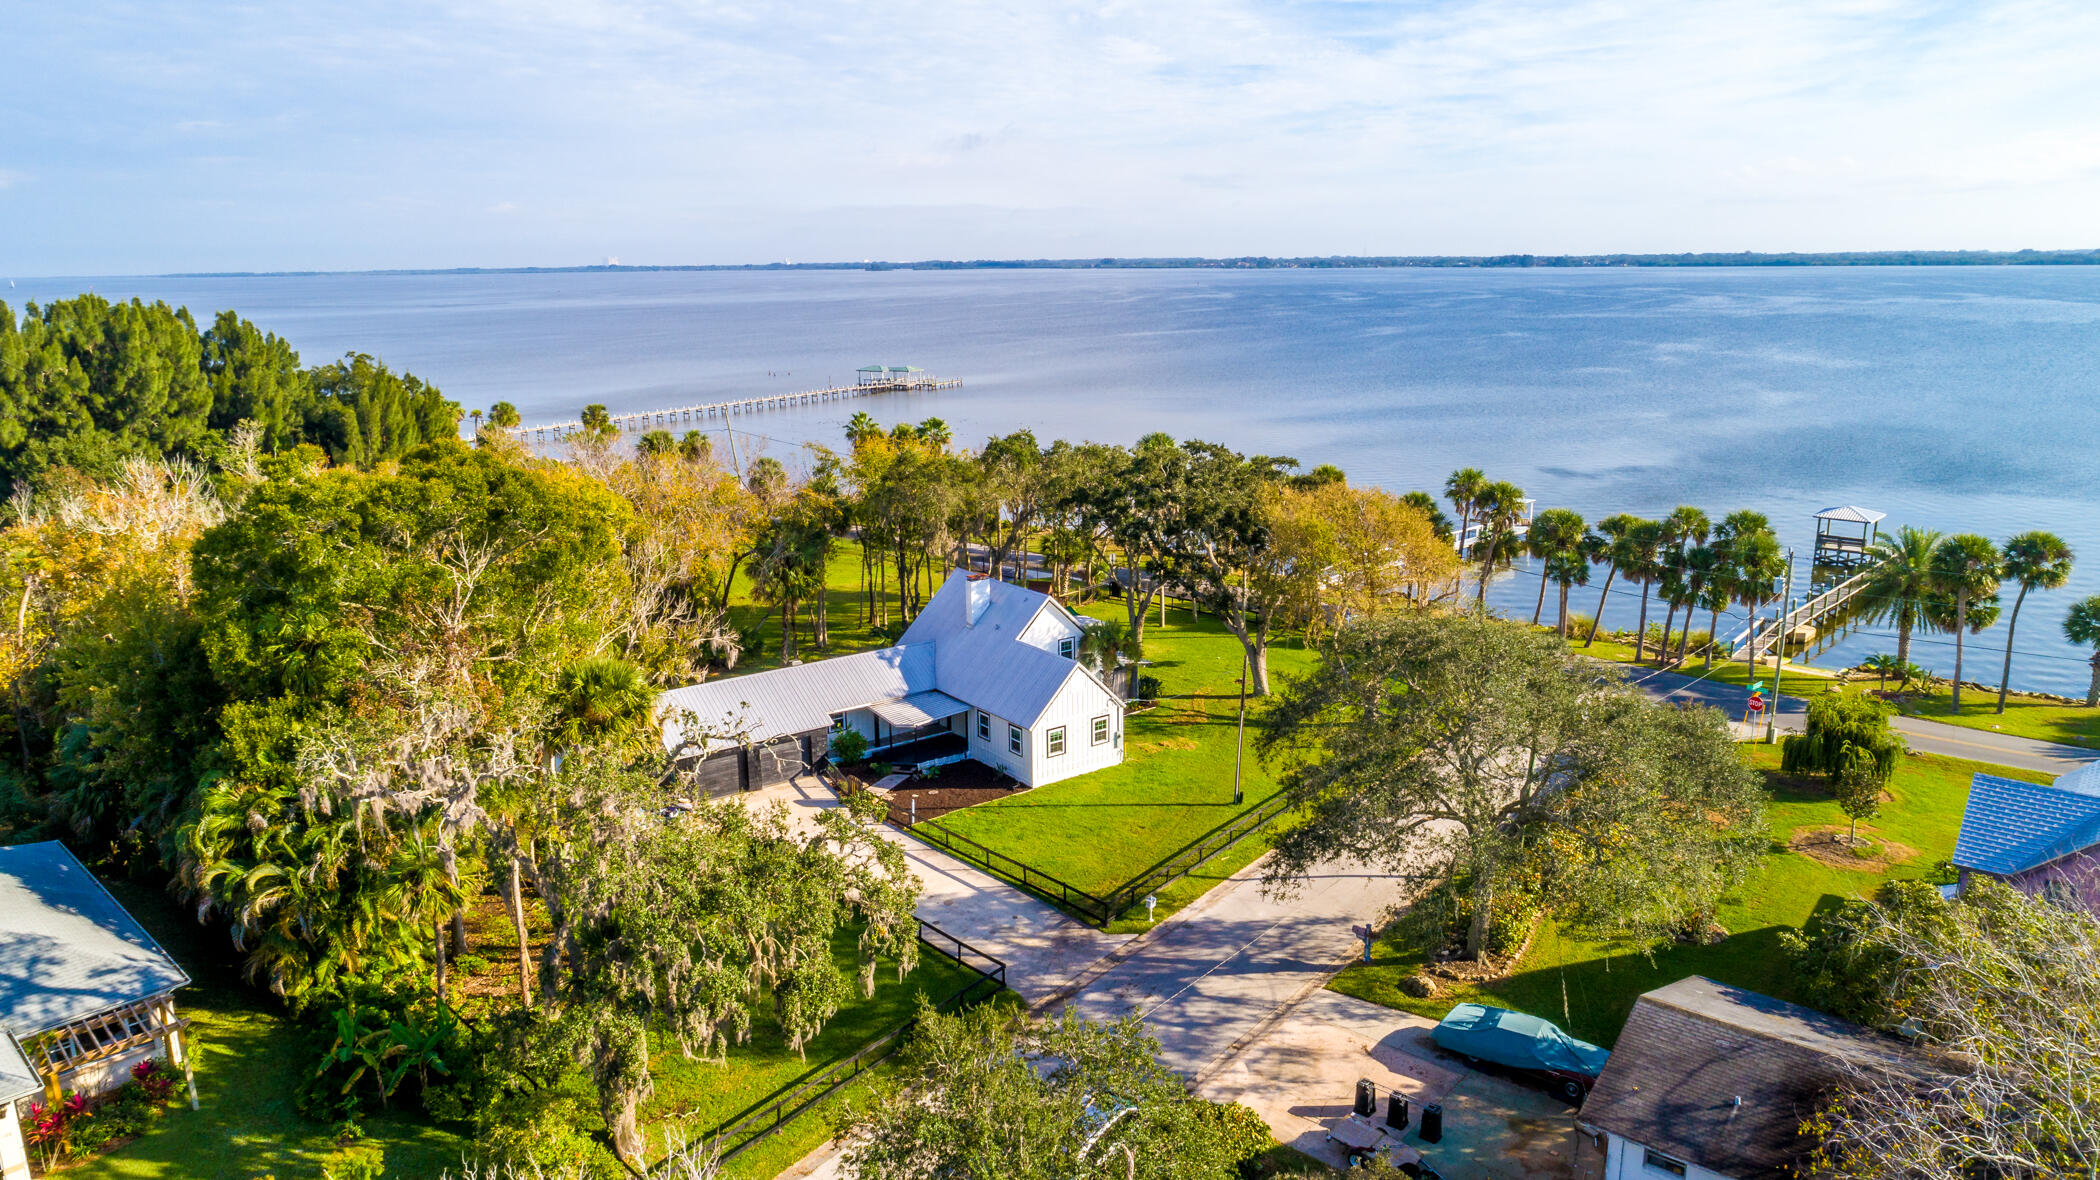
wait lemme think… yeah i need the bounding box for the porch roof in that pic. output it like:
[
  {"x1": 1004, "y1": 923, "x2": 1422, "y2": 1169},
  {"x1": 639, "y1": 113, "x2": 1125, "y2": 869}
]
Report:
[
  {"x1": 0, "y1": 842, "x2": 191, "y2": 1037},
  {"x1": 0, "y1": 1031, "x2": 38, "y2": 1103},
  {"x1": 869, "y1": 690, "x2": 971, "y2": 729}
]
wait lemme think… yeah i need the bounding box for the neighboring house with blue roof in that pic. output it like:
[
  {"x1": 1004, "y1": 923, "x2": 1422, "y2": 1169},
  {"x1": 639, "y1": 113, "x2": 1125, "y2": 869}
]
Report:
[
  {"x1": 659, "y1": 570, "x2": 1125, "y2": 792},
  {"x1": 1953, "y1": 762, "x2": 2100, "y2": 909},
  {"x1": 0, "y1": 842, "x2": 196, "y2": 1177}
]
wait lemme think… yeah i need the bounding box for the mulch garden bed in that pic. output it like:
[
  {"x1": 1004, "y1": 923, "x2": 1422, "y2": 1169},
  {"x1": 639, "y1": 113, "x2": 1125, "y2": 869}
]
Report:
[{"x1": 881, "y1": 759, "x2": 1026, "y2": 824}]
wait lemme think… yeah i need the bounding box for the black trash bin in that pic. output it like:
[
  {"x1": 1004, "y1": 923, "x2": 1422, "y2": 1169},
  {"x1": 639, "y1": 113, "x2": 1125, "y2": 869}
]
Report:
[
  {"x1": 1386, "y1": 1092, "x2": 1410, "y2": 1129},
  {"x1": 1418, "y1": 1102, "x2": 1444, "y2": 1143},
  {"x1": 1354, "y1": 1078, "x2": 1377, "y2": 1117}
]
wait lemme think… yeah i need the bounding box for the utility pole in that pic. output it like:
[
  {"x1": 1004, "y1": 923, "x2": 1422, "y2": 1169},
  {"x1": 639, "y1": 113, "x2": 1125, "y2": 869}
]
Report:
[
  {"x1": 1767, "y1": 551, "x2": 1794, "y2": 743},
  {"x1": 1233, "y1": 566, "x2": 1249, "y2": 807}
]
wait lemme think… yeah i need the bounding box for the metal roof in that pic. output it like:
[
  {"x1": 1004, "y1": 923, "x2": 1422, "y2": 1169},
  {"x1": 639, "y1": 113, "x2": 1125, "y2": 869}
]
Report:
[
  {"x1": 1580, "y1": 977, "x2": 1924, "y2": 1180},
  {"x1": 1814, "y1": 505, "x2": 1885, "y2": 524},
  {"x1": 658, "y1": 645, "x2": 935, "y2": 751},
  {"x1": 0, "y1": 842, "x2": 191, "y2": 1037},
  {"x1": 0, "y1": 1031, "x2": 39, "y2": 1103},
  {"x1": 900, "y1": 573, "x2": 1088, "y2": 726},
  {"x1": 869, "y1": 690, "x2": 971, "y2": 729},
  {"x1": 1954, "y1": 771, "x2": 2100, "y2": 875}
]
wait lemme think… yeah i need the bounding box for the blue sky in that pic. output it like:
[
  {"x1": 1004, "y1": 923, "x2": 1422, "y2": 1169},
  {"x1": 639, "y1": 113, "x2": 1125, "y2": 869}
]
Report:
[{"x1": 6, "y1": 0, "x2": 2100, "y2": 273}]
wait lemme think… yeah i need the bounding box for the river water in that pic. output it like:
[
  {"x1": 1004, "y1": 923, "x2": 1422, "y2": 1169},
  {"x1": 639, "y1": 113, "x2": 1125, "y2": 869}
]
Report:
[{"x1": 15, "y1": 266, "x2": 2100, "y2": 695}]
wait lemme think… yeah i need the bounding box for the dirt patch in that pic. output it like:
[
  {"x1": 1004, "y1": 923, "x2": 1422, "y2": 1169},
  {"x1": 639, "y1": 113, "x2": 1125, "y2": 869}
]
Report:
[
  {"x1": 1789, "y1": 825, "x2": 1917, "y2": 872},
  {"x1": 883, "y1": 759, "x2": 1027, "y2": 823},
  {"x1": 1144, "y1": 736, "x2": 1200, "y2": 752}
]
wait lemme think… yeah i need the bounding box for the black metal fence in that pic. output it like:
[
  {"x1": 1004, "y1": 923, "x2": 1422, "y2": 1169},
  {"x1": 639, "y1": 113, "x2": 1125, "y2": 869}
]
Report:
[
  {"x1": 903, "y1": 817, "x2": 1122, "y2": 925},
  {"x1": 1100, "y1": 788, "x2": 1296, "y2": 918},
  {"x1": 698, "y1": 918, "x2": 1007, "y2": 1166}
]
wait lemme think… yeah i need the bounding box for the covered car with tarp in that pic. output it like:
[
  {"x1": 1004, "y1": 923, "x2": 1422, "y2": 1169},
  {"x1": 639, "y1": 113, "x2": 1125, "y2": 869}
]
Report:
[{"x1": 1431, "y1": 1003, "x2": 1610, "y2": 1101}]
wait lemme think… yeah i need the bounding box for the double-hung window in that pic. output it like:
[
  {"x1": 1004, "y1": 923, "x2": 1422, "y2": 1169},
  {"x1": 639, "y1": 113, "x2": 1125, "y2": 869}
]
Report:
[
  {"x1": 1047, "y1": 726, "x2": 1067, "y2": 757},
  {"x1": 1091, "y1": 715, "x2": 1110, "y2": 746},
  {"x1": 1008, "y1": 723, "x2": 1024, "y2": 755},
  {"x1": 977, "y1": 711, "x2": 991, "y2": 741}
]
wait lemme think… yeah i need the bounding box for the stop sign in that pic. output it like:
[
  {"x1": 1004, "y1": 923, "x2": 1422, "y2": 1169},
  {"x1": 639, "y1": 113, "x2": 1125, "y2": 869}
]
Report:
[{"x1": 1748, "y1": 694, "x2": 1765, "y2": 713}]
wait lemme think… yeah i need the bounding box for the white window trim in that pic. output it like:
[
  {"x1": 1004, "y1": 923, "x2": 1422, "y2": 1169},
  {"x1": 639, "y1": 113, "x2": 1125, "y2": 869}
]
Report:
[
  {"x1": 1047, "y1": 726, "x2": 1067, "y2": 757},
  {"x1": 977, "y1": 711, "x2": 991, "y2": 741},
  {"x1": 1008, "y1": 723, "x2": 1024, "y2": 755},
  {"x1": 1059, "y1": 636, "x2": 1076, "y2": 659},
  {"x1": 1091, "y1": 714, "x2": 1110, "y2": 746}
]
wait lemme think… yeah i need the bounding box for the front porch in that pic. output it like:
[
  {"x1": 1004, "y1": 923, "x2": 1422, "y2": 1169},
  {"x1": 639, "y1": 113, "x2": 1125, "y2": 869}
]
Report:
[{"x1": 870, "y1": 731, "x2": 969, "y2": 770}]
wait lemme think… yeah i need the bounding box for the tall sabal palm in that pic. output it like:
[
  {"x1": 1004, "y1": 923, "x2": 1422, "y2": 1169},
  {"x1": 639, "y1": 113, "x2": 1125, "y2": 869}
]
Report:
[
  {"x1": 1995, "y1": 531, "x2": 2074, "y2": 713},
  {"x1": 1445, "y1": 468, "x2": 1486, "y2": 552},
  {"x1": 1614, "y1": 519, "x2": 1665, "y2": 657},
  {"x1": 1546, "y1": 543, "x2": 1593, "y2": 638},
  {"x1": 1676, "y1": 544, "x2": 1721, "y2": 665},
  {"x1": 1927, "y1": 533, "x2": 2002, "y2": 710},
  {"x1": 1655, "y1": 506, "x2": 1710, "y2": 662},
  {"x1": 1525, "y1": 508, "x2": 1587, "y2": 626},
  {"x1": 1728, "y1": 530, "x2": 1786, "y2": 678},
  {"x1": 845, "y1": 411, "x2": 882, "y2": 446},
  {"x1": 2063, "y1": 595, "x2": 2100, "y2": 706},
  {"x1": 1469, "y1": 481, "x2": 1528, "y2": 605},
  {"x1": 1860, "y1": 525, "x2": 1943, "y2": 667},
  {"x1": 1583, "y1": 514, "x2": 1641, "y2": 646}
]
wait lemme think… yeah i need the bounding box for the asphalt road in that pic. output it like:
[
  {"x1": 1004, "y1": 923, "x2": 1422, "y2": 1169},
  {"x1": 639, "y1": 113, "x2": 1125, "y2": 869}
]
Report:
[{"x1": 1625, "y1": 665, "x2": 2098, "y2": 776}]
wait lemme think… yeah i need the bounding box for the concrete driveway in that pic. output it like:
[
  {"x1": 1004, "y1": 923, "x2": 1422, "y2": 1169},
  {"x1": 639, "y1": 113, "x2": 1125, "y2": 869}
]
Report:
[{"x1": 1200, "y1": 989, "x2": 1575, "y2": 1179}]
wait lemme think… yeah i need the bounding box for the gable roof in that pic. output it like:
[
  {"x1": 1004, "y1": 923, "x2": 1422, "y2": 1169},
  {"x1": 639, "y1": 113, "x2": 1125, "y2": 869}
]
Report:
[
  {"x1": 0, "y1": 842, "x2": 191, "y2": 1037},
  {"x1": 1580, "y1": 977, "x2": 1921, "y2": 1180},
  {"x1": 0, "y1": 1031, "x2": 38, "y2": 1104},
  {"x1": 1954, "y1": 770, "x2": 2100, "y2": 876},
  {"x1": 902, "y1": 571, "x2": 1095, "y2": 725},
  {"x1": 658, "y1": 644, "x2": 935, "y2": 751},
  {"x1": 1814, "y1": 505, "x2": 1885, "y2": 525}
]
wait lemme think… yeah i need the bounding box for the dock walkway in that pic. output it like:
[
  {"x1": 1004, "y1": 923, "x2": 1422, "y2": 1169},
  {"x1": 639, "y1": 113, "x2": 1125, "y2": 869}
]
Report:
[{"x1": 517, "y1": 376, "x2": 962, "y2": 441}]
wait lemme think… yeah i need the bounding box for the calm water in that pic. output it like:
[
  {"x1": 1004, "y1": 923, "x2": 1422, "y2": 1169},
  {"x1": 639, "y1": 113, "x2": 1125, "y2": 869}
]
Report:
[{"x1": 15, "y1": 267, "x2": 2100, "y2": 695}]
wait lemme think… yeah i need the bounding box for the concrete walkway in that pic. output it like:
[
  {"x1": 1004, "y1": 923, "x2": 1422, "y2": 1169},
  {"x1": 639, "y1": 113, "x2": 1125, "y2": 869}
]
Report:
[
  {"x1": 1629, "y1": 666, "x2": 2098, "y2": 775},
  {"x1": 742, "y1": 777, "x2": 1130, "y2": 1004}
]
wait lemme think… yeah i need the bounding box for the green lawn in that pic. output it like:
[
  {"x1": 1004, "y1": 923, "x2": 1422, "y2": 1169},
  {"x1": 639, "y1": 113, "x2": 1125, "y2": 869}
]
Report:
[
  {"x1": 725, "y1": 543, "x2": 907, "y2": 675},
  {"x1": 65, "y1": 879, "x2": 470, "y2": 1180},
  {"x1": 1574, "y1": 631, "x2": 1838, "y2": 692},
  {"x1": 642, "y1": 928, "x2": 987, "y2": 1179},
  {"x1": 1327, "y1": 748, "x2": 2048, "y2": 1047},
  {"x1": 935, "y1": 608, "x2": 1314, "y2": 933},
  {"x1": 1884, "y1": 685, "x2": 2100, "y2": 749}
]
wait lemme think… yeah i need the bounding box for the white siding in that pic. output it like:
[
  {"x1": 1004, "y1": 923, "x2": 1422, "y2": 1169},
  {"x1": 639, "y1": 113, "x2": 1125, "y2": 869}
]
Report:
[
  {"x1": 1602, "y1": 1134, "x2": 1737, "y2": 1180},
  {"x1": 1017, "y1": 604, "x2": 1084, "y2": 658},
  {"x1": 1027, "y1": 670, "x2": 1125, "y2": 787},
  {"x1": 1, "y1": 1101, "x2": 29, "y2": 1180},
  {"x1": 968, "y1": 707, "x2": 1032, "y2": 782}
]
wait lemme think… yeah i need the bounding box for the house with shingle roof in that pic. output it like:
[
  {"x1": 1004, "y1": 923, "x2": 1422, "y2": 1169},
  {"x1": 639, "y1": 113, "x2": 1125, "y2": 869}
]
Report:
[
  {"x1": 0, "y1": 841, "x2": 197, "y2": 1178},
  {"x1": 1952, "y1": 763, "x2": 2100, "y2": 910},
  {"x1": 1571, "y1": 977, "x2": 1924, "y2": 1180},
  {"x1": 659, "y1": 570, "x2": 1124, "y2": 793}
]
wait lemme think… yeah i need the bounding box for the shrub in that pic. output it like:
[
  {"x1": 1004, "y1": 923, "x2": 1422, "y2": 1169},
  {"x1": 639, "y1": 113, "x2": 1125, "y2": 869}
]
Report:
[
  {"x1": 1193, "y1": 1099, "x2": 1275, "y2": 1178},
  {"x1": 1136, "y1": 675, "x2": 1163, "y2": 701},
  {"x1": 828, "y1": 727, "x2": 869, "y2": 765},
  {"x1": 131, "y1": 1057, "x2": 180, "y2": 1104}
]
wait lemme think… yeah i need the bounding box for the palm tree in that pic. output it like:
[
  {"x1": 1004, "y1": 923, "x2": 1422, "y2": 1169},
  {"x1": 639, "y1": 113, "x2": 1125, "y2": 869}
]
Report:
[
  {"x1": 845, "y1": 411, "x2": 882, "y2": 446},
  {"x1": 1582, "y1": 514, "x2": 1640, "y2": 646},
  {"x1": 1655, "y1": 506, "x2": 1710, "y2": 662},
  {"x1": 488, "y1": 401, "x2": 521, "y2": 429},
  {"x1": 1547, "y1": 544, "x2": 1593, "y2": 638},
  {"x1": 1859, "y1": 525, "x2": 1943, "y2": 667},
  {"x1": 636, "y1": 429, "x2": 676, "y2": 458},
  {"x1": 1994, "y1": 531, "x2": 2074, "y2": 713},
  {"x1": 1613, "y1": 519, "x2": 1665, "y2": 657},
  {"x1": 468, "y1": 408, "x2": 484, "y2": 436},
  {"x1": 2063, "y1": 595, "x2": 2100, "y2": 706},
  {"x1": 1525, "y1": 508, "x2": 1586, "y2": 626},
  {"x1": 680, "y1": 430, "x2": 711, "y2": 462},
  {"x1": 1469, "y1": 481, "x2": 1528, "y2": 605},
  {"x1": 1861, "y1": 652, "x2": 1902, "y2": 689},
  {"x1": 1927, "y1": 533, "x2": 2002, "y2": 710},
  {"x1": 1716, "y1": 512, "x2": 1784, "y2": 677},
  {"x1": 916, "y1": 417, "x2": 953, "y2": 448},
  {"x1": 1677, "y1": 544, "x2": 1720, "y2": 665},
  {"x1": 1444, "y1": 468, "x2": 1486, "y2": 553}
]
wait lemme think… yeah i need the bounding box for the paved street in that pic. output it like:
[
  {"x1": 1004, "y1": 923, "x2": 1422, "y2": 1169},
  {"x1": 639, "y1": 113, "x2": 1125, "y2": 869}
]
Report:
[{"x1": 1628, "y1": 666, "x2": 2097, "y2": 775}]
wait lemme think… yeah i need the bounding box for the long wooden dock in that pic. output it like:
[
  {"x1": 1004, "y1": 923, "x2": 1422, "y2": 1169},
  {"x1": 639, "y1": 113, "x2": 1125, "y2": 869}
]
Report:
[{"x1": 516, "y1": 375, "x2": 963, "y2": 441}]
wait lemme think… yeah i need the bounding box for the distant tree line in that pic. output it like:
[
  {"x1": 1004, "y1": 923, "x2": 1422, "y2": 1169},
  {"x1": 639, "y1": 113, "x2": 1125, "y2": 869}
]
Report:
[{"x1": 0, "y1": 294, "x2": 459, "y2": 497}]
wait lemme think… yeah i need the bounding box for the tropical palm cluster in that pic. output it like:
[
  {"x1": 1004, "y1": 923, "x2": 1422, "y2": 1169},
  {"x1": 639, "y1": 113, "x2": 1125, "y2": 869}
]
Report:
[{"x1": 1443, "y1": 470, "x2": 1787, "y2": 670}]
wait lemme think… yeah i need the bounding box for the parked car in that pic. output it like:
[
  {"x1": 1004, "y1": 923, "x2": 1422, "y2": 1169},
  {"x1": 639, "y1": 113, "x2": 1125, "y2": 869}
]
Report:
[{"x1": 1431, "y1": 1003, "x2": 1610, "y2": 1102}]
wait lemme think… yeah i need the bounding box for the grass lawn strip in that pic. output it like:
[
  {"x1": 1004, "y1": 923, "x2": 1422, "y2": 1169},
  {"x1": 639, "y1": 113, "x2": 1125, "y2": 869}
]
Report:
[
  {"x1": 1885, "y1": 684, "x2": 2100, "y2": 750},
  {"x1": 1327, "y1": 748, "x2": 2047, "y2": 1047},
  {"x1": 935, "y1": 608, "x2": 1312, "y2": 929}
]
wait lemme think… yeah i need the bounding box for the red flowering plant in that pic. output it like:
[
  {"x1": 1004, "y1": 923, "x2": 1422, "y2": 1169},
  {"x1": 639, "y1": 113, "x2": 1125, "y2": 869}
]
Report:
[
  {"x1": 23, "y1": 1094, "x2": 87, "y2": 1169},
  {"x1": 131, "y1": 1057, "x2": 179, "y2": 1104}
]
